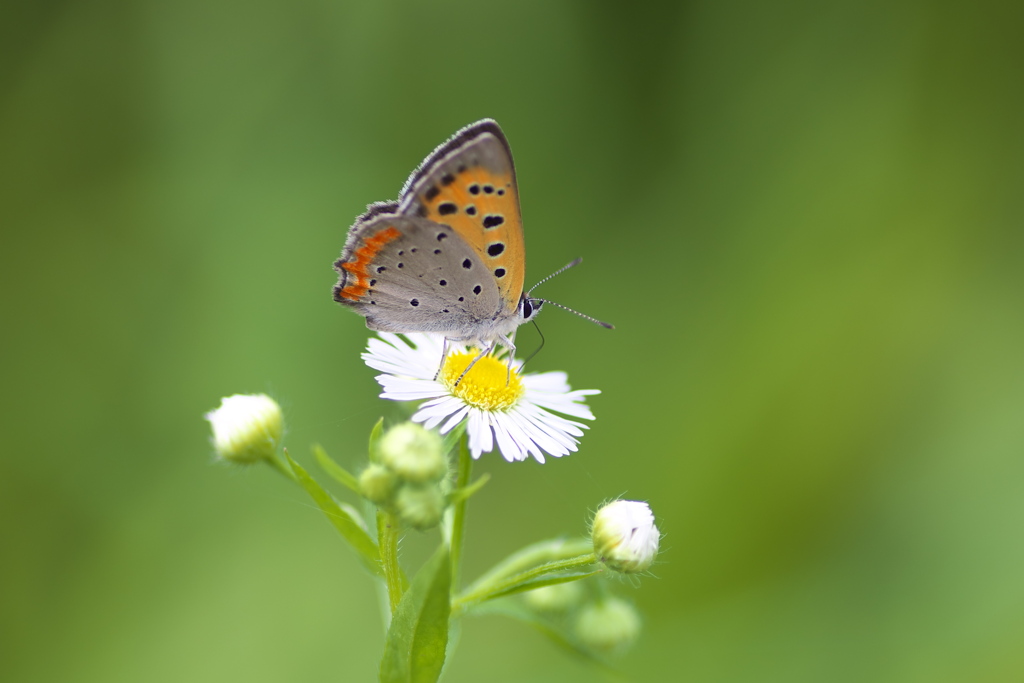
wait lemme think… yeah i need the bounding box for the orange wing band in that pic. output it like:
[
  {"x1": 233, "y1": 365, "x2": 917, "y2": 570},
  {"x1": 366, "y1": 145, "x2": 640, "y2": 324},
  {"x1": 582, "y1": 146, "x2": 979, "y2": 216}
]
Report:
[{"x1": 339, "y1": 226, "x2": 401, "y2": 301}]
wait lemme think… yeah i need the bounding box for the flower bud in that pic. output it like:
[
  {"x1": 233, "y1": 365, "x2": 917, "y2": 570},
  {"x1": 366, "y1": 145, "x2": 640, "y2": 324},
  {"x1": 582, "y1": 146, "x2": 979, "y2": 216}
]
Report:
[
  {"x1": 395, "y1": 484, "x2": 445, "y2": 531},
  {"x1": 591, "y1": 500, "x2": 660, "y2": 574},
  {"x1": 378, "y1": 423, "x2": 447, "y2": 483},
  {"x1": 205, "y1": 394, "x2": 283, "y2": 465},
  {"x1": 574, "y1": 597, "x2": 641, "y2": 656},
  {"x1": 359, "y1": 463, "x2": 398, "y2": 506},
  {"x1": 523, "y1": 582, "x2": 584, "y2": 614}
]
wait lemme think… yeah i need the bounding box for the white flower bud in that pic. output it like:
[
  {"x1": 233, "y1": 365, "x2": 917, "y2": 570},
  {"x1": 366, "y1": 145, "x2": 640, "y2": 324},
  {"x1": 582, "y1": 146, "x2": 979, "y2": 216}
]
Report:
[
  {"x1": 395, "y1": 484, "x2": 445, "y2": 531},
  {"x1": 378, "y1": 423, "x2": 447, "y2": 483},
  {"x1": 205, "y1": 394, "x2": 283, "y2": 465},
  {"x1": 591, "y1": 500, "x2": 660, "y2": 574},
  {"x1": 574, "y1": 597, "x2": 641, "y2": 656},
  {"x1": 523, "y1": 582, "x2": 584, "y2": 614}
]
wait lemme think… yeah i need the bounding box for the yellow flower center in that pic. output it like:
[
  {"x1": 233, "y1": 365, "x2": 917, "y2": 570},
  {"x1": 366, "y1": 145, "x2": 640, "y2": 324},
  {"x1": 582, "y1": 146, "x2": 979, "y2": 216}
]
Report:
[{"x1": 441, "y1": 351, "x2": 524, "y2": 410}]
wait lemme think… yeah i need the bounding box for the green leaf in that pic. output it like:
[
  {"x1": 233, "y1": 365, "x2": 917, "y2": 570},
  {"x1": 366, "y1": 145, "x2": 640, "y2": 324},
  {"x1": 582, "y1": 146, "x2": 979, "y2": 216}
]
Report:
[
  {"x1": 313, "y1": 444, "x2": 360, "y2": 494},
  {"x1": 454, "y1": 551, "x2": 598, "y2": 614},
  {"x1": 286, "y1": 452, "x2": 383, "y2": 578},
  {"x1": 473, "y1": 569, "x2": 600, "y2": 603},
  {"x1": 463, "y1": 537, "x2": 592, "y2": 598},
  {"x1": 369, "y1": 417, "x2": 385, "y2": 463},
  {"x1": 380, "y1": 545, "x2": 452, "y2": 683},
  {"x1": 447, "y1": 473, "x2": 490, "y2": 505}
]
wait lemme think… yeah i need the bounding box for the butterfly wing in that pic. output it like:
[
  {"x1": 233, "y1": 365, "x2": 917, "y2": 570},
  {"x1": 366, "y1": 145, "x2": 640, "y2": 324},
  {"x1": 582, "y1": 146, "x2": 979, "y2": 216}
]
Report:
[
  {"x1": 398, "y1": 120, "x2": 525, "y2": 317},
  {"x1": 333, "y1": 209, "x2": 504, "y2": 335}
]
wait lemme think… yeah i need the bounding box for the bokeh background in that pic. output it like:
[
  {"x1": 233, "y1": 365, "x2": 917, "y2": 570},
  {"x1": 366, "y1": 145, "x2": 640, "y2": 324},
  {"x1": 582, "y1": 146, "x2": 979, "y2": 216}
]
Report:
[{"x1": 3, "y1": 1, "x2": 1023, "y2": 681}]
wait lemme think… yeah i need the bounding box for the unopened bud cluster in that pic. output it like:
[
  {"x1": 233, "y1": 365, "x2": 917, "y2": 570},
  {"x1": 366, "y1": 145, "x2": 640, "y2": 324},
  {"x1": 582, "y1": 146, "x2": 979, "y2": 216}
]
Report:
[{"x1": 360, "y1": 423, "x2": 448, "y2": 530}]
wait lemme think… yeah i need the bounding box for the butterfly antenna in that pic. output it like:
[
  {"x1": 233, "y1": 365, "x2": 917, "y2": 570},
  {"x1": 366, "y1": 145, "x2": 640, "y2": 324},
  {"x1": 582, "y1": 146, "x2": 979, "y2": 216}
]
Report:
[
  {"x1": 534, "y1": 299, "x2": 614, "y2": 329},
  {"x1": 528, "y1": 258, "x2": 583, "y2": 294},
  {"x1": 521, "y1": 319, "x2": 547, "y2": 368}
]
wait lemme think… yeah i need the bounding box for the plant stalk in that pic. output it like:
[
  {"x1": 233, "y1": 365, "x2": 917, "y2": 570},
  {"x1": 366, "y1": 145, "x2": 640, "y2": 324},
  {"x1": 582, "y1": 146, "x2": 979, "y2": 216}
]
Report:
[
  {"x1": 378, "y1": 510, "x2": 403, "y2": 614},
  {"x1": 450, "y1": 434, "x2": 472, "y2": 592}
]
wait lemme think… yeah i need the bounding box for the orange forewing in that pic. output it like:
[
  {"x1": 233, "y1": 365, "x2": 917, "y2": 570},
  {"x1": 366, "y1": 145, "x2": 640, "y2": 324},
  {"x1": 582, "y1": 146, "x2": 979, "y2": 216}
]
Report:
[{"x1": 417, "y1": 167, "x2": 524, "y2": 312}]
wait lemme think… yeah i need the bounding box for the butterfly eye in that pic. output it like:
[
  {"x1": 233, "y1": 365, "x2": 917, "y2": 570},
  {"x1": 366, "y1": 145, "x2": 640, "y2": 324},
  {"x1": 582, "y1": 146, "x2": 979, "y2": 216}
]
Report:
[{"x1": 522, "y1": 298, "x2": 542, "y2": 320}]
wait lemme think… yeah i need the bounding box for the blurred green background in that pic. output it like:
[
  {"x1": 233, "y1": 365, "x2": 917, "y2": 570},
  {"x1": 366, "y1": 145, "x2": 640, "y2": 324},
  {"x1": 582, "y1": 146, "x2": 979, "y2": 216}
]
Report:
[{"x1": 3, "y1": 0, "x2": 1023, "y2": 681}]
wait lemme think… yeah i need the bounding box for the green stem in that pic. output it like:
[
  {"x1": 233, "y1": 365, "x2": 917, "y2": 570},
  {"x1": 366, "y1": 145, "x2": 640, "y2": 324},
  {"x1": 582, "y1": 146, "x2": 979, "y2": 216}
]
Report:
[
  {"x1": 453, "y1": 552, "x2": 598, "y2": 614},
  {"x1": 450, "y1": 434, "x2": 472, "y2": 592},
  {"x1": 268, "y1": 450, "x2": 298, "y2": 481},
  {"x1": 378, "y1": 510, "x2": 403, "y2": 614},
  {"x1": 463, "y1": 537, "x2": 593, "y2": 595}
]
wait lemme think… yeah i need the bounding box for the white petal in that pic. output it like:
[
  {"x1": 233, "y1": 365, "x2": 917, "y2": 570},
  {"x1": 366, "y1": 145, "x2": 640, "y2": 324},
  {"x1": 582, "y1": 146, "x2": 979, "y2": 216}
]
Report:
[
  {"x1": 482, "y1": 412, "x2": 514, "y2": 462},
  {"x1": 522, "y1": 371, "x2": 571, "y2": 392},
  {"x1": 526, "y1": 396, "x2": 596, "y2": 421},
  {"x1": 498, "y1": 411, "x2": 543, "y2": 462},
  {"x1": 413, "y1": 399, "x2": 462, "y2": 430},
  {"x1": 476, "y1": 411, "x2": 494, "y2": 454},
  {"x1": 505, "y1": 406, "x2": 570, "y2": 458},
  {"x1": 491, "y1": 417, "x2": 524, "y2": 462},
  {"x1": 438, "y1": 404, "x2": 471, "y2": 434},
  {"x1": 466, "y1": 410, "x2": 487, "y2": 458}
]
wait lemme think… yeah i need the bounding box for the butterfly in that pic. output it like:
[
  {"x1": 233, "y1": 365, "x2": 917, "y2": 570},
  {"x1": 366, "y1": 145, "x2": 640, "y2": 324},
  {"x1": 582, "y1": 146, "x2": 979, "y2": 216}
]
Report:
[
  {"x1": 334, "y1": 120, "x2": 611, "y2": 381},
  {"x1": 332, "y1": 120, "x2": 536, "y2": 368}
]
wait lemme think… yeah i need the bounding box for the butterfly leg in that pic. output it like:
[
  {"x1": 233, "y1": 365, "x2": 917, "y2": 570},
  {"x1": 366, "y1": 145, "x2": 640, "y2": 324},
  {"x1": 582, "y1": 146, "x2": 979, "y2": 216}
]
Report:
[
  {"x1": 496, "y1": 333, "x2": 517, "y2": 386},
  {"x1": 453, "y1": 340, "x2": 498, "y2": 387},
  {"x1": 434, "y1": 337, "x2": 451, "y2": 380}
]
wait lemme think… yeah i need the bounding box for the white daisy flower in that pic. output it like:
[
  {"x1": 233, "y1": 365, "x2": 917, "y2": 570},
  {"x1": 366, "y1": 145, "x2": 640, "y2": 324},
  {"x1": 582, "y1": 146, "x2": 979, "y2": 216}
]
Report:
[{"x1": 362, "y1": 333, "x2": 599, "y2": 463}]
